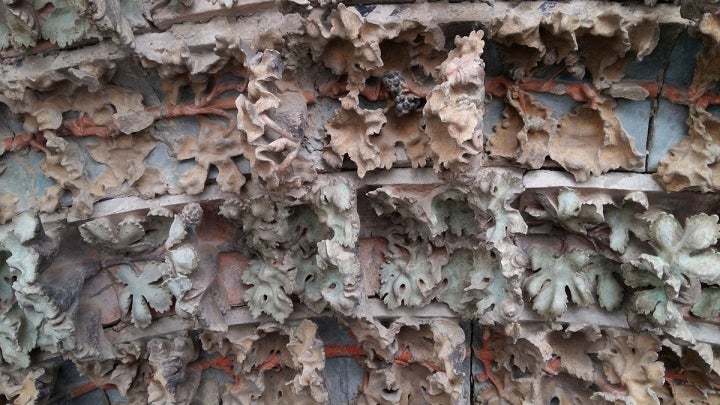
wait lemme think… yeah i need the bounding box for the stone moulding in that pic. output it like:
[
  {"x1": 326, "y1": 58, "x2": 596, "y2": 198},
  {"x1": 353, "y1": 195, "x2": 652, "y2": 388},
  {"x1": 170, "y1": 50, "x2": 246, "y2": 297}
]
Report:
[{"x1": 2, "y1": 0, "x2": 720, "y2": 403}]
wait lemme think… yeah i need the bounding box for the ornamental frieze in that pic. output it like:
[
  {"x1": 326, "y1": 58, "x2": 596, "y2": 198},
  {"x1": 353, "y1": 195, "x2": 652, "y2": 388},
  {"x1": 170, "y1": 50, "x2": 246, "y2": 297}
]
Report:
[{"x1": 2, "y1": 1, "x2": 720, "y2": 403}]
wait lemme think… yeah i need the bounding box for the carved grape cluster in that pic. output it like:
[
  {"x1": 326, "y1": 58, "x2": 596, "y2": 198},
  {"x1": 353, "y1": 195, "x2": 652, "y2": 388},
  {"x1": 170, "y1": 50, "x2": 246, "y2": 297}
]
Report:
[{"x1": 381, "y1": 71, "x2": 425, "y2": 116}]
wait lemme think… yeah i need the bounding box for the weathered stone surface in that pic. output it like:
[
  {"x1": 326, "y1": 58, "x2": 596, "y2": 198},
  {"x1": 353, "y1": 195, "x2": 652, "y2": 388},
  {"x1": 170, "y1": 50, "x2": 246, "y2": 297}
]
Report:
[{"x1": 2, "y1": 1, "x2": 720, "y2": 404}]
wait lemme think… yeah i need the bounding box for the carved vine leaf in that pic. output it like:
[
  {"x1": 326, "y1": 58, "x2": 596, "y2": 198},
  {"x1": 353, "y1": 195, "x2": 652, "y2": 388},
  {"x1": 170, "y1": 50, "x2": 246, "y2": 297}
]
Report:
[
  {"x1": 368, "y1": 170, "x2": 526, "y2": 248},
  {"x1": 116, "y1": 262, "x2": 173, "y2": 328},
  {"x1": 656, "y1": 108, "x2": 720, "y2": 192},
  {"x1": 305, "y1": 179, "x2": 361, "y2": 315},
  {"x1": 0, "y1": 306, "x2": 37, "y2": 367},
  {"x1": 27, "y1": 86, "x2": 150, "y2": 218},
  {"x1": 287, "y1": 206, "x2": 331, "y2": 313},
  {"x1": 584, "y1": 256, "x2": 624, "y2": 311},
  {"x1": 14, "y1": 367, "x2": 50, "y2": 405},
  {"x1": 325, "y1": 102, "x2": 387, "y2": 178},
  {"x1": 550, "y1": 101, "x2": 643, "y2": 182},
  {"x1": 309, "y1": 6, "x2": 465, "y2": 175},
  {"x1": 38, "y1": 1, "x2": 102, "y2": 48},
  {"x1": 306, "y1": 4, "x2": 444, "y2": 93},
  {"x1": 0, "y1": 0, "x2": 109, "y2": 51},
  {"x1": 488, "y1": 89, "x2": 557, "y2": 169},
  {"x1": 633, "y1": 213, "x2": 720, "y2": 293},
  {"x1": 360, "y1": 364, "x2": 452, "y2": 405},
  {"x1": 75, "y1": 332, "x2": 207, "y2": 403},
  {"x1": 354, "y1": 318, "x2": 465, "y2": 404},
  {"x1": 346, "y1": 317, "x2": 401, "y2": 363},
  {"x1": 525, "y1": 246, "x2": 622, "y2": 320},
  {"x1": 146, "y1": 332, "x2": 200, "y2": 404},
  {"x1": 285, "y1": 320, "x2": 328, "y2": 402},
  {"x1": 217, "y1": 322, "x2": 327, "y2": 403},
  {"x1": 368, "y1": 185, "x2": 447, "y2": 241},
  {"x1": 547, "y1": 329, "x2": 606, "y2": 382},
  {"x1": 623, "y1": 213, "x2": 720, "y2": 337},
  {"x1": 595, "y1": 333, "x2": 665, "y2": 405},
  {"x1": 527, "y1": 188, "x2": 612, "y2": 234},
  {"x1": 428, "y1": 190, "x2": 479, "y2": 238},
  {"x1": 164, "y1": 204, "x2": 202, "y2": 274},
  {"x1": 164, "y1": 204, "x2": 227, "y2": 330},
  {"x1": 222, "y1": 186, "x2": 360, "y2": 320},
  {"x1": 242, "y1": 258, "x2": 295, "y2": 323},
  {"x1": 469, "y1": 170, "x2": 528, "y2": 248},
  {"x1": 691, "y1": 287, "x2": 720, "y2": 318},
  {"x1": 174, "y1": 117, "x2": 249, "y2": 194},
  {"x1": 380, "y1": 242, "x2": 446, "y2": 309},
  {"x1": 605, "y1": 191, "x2": 651, "y2": 254},
  {"x1": 108, "y1": 341, "x2": 144, "y2": 395},
  {"x1": 0, "y1": 212, "x2": 48, "y2": 286},
  {"x1": 86, "y1": 133, "x2": 163, "y2": 198},
  {"x1": 37, "y1": 132, "x2": 95, "y2": 219},
  {"x1": 424, "y1": 30, "x2": 485, "y2": 171},
  {"x1": 0, "y1": 1, "x2": 37, "y2": 50},
  {"x1": 220, "y1": 196, "x2": 292, "y2": 259},
  {"x1": 435, "y1": 248, "x2": 521, "y2": 324},
  {"x1": 488, "y1": 95, "x2": 643, "y2": 181},
  {"x1": 433, "y1": 248, "x2": 479, "y2": 316},
  {"x1": 624, "y1": 277, "x2": 687, "y2": 341},
  {"x1": 79, "y1": 208, "x2": 173, "y2": 254},
  {"x1": 236, "y1": 50, "x2": 316, "y2": 190},
  {"x1": 375, "y1": 110, "x2": 429, "y2": 169}
]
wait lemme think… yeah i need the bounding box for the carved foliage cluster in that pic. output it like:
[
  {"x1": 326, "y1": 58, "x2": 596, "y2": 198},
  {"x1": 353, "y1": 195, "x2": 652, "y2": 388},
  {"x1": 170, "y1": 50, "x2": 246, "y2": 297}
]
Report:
[
  {"x1": 0, "y1": 212, "x2": 74, "y2": 368},
  {"x1": 0, "y1": 2, "x2": 692, "y2": 224},
  {"x1": 2, "y1": 1, "x2": 720, "y2": 404},
  {"x1": 350, "y1": 318, "x2": 466, "y2": 404},
  {"x1": 524, "y1": 187, "x2": 720, "y2": 342},
  {"x1": 0, "y1": 0, "x2": 104, "y2": 50},
  {"x1": 489, "y1": 6, "x2": 660, "y2": 86},
  {"x1": 475, "y1": 325, "x2": 720, "y2": 405},
  {"x1": 69, "y1": 320, "x2": 327, "y2": 404},
  {"x1": 368, "y1": 170, "x2": 528, "y2": 325},
  {"x1": 478, "y1": 4, "x2": 663, "y2": 181},
  {"x1": 220, "y1": 177, "x2": 360, "y2": 322},
  {"x1": 655, "y1": 7, "x2": 720, "y2": 192},
  {"x1": 488, "y1": 92, "x2": 644, "y2": 181},
  {"x1": 309, "y1": 5, "x2": 485, "y2": 176}
]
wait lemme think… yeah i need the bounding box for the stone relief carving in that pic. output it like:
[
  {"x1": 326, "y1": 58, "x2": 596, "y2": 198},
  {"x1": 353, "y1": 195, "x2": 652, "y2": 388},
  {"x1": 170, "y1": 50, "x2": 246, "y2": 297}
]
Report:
[{"x1": 1, "y1": 0, "x2": 720, "y2": 403}]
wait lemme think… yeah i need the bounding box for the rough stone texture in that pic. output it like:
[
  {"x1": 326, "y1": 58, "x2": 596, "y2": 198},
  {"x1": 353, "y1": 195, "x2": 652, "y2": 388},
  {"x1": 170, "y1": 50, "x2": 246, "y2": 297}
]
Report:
[{"x1": 2, "y1": 1, "x2": 720, "y2": 404}]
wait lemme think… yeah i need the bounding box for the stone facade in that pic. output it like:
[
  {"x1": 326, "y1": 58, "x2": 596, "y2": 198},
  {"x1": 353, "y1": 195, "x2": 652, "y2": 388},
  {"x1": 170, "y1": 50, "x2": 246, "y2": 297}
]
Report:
[{"x1": 1, "y1": 0, "x2": 720, "y2": 403}]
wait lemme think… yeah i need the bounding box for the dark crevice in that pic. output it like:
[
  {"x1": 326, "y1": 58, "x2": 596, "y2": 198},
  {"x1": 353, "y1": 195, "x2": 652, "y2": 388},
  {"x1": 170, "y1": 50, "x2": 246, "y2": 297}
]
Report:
[
  {"x1": 646, "y1": 28, "x2": 683, "y2": 172},
  {"x1": 469, "y1": 322, "x2": 475, "y2": 401}
]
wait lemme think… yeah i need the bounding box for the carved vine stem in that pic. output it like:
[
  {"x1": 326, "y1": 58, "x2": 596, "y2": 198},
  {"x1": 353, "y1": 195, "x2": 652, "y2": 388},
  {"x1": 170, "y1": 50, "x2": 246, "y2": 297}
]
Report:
[
  {"x1": 474, "y1": 330, "x2": 504, "y2": 394},
  {"x1": 316, "y1": 73, "x2": 720, "y2": 118},
  {"x1": 484, "y1": 75, "x2": 720, "y2": 109},
  {"x1": 2, "y1": 78, "x2": 248, "y2": 153}
]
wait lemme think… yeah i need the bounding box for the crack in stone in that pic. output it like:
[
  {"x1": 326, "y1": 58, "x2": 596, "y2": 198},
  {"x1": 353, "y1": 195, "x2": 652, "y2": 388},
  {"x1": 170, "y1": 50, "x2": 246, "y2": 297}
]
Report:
[{"x1": 646, "y1": 26, "x2": 683, "y2": 173}]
